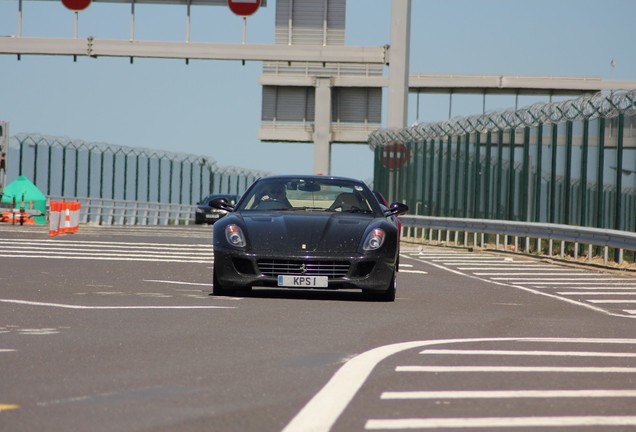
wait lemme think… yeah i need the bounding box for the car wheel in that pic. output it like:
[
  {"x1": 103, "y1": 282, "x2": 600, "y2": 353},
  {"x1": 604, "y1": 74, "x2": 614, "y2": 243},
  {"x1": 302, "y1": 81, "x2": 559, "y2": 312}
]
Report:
[
  {"x1": 212, "y1": 269, "x2": 235, "y2": 296},
  {"x1": 367, "y1": 271, "x2": 396, "y2": 302}
]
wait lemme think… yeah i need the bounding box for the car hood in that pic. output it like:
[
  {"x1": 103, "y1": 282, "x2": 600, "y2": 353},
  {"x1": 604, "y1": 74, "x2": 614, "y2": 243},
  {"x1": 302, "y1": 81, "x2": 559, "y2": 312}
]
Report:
[{"x1": 239, "y1": 212, "x2": 374, "y2": 254}]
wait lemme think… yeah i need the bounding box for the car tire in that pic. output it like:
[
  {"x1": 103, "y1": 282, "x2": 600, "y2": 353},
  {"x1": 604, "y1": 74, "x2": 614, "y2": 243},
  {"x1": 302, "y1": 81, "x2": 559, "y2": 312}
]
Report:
[
  {"x1": 367, "y1": 271, "x2": 396, "y2": 302},
  {"x1": 212, "y1": 269, "x2": 235, "y2": 296}
]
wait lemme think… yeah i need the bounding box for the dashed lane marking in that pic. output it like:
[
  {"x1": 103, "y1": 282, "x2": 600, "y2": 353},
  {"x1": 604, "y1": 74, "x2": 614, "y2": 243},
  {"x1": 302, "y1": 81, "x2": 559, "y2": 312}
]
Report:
[{"x1": 0, "y1": 299, "x2": 234, "y2": 309}]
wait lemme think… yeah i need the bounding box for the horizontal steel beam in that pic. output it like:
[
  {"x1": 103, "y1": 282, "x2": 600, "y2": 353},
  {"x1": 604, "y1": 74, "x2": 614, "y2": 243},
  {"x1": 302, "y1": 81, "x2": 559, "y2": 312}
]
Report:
[
  {"x1": 0, "y1": 37, "x2": 388, "y2": 64},
  {"x1": 408, "y1": 74, "x2": 636, "y2": 93},
  {"x1": 25, "y1": 0, "x2": 267, "y2": 6}
]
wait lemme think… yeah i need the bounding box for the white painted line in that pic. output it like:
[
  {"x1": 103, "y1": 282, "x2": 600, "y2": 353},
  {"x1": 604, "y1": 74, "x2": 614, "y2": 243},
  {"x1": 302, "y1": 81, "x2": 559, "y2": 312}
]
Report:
[
  {"x1": 625, "y1": 310, "x2": 636, "y2": 315},
  {"x1": 144, "y1": 279, "x2": 213, "y2": 287},
  {"x1": 589, "y1": 300, "x2": 636, "y2": 304},
  {"x1": 559, "y1": 292, "x2": 636, "y2": 295},
  {"x1": 491, "y1": 277, "x2": 626, "y2": 281},
  {"x1": 366, "y1": 416, "x2": 636, "y2": 430},
  {"x1": 0, "y1": 254, "x2": 211, "y2": 263},
  {"x1": 0, "y1": 349, "x2": 16, "y2": 353},
  {"x1": 397, "y1": 366, "x2": 636, "y2": 373},
  {"x1": 554, "y1": 286, "x2": 636, "y2": 290},
  {"x1": 418, "y1": 349, "x2": 636, "y2": 357},
  {"x1": 399, "y1": 270, "x2": 428, "y2": 275},
  {"x1": 458, "y1": 266, "x2": 559, "y2": 270},
  {"x1": 381, "y1": 389, "x2": 636, "y2": 399},
  {"x1": 0, "y1": 299, "x2": 233, "y2": 309},
  {"x1": 475, "y1": 272, "x2": 590, "y2": 276},
  {"x1": 281, "y1": 337, "x2": 636, "y2": 432}
]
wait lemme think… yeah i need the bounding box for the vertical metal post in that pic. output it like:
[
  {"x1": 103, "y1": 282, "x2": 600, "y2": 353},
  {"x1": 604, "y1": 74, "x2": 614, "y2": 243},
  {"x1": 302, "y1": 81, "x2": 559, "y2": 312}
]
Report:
[
  {"x1": 47, "y1": 145, "x2": 53, "y2": 195},
  {"x1": 32, "y1": 141, "x2": 38, "y2": 185},
  {"x1": 99, "y1": 152, "x2": 104, "y2": 199},
  {"x1": 61, "y1": 146, "x2": 67, "y2": 196},
  {"x1": 111, "y1": 152, "x2": 116, "y2": 199},
  {"x1": 596, "y1": 118, "x2": 606, "y2": 228},
  {"x1": 580, "y1": 120, "x2": 589, "y2": 226},
  {"x1": 169, "y1": 160, "x2": 174, "y2": 204},
  {"x1": 435, "y1": 139, "x2": 443, "y2": 216},
  {"x1": 179, "y1": 161, "x2": 184, "y2": 204},
  {"x1": 123, "y1": 153, "x2": 128, "y2": 200},
  {"x1": 549, "y1": 123, "x2": 558, "y2": 223},
  {"x1": 614, "y1": 113, "x2": 625, "y2": 231},
  {"x1": 495, "y1": 130, "x2": 503, "y2": 220},
  {"x1": 74, "y1": 146, "x2": 79, "y2": 197},
  {"x1": 564, "y1": 121, "x2": 573, "y2": 224},
  {"x1": 18, "y1": 140, "x2": 24, "y2": 176},
  {"x1": 444, "y1": 136, "x2": 452, "y2": 216},
  {"x1": 428, "y1": 140, "x2": 435, "y2": 215},
  {"x1": 158, "y1": 159, "x2": 163, "y2": 203},
  {"x1": 472, "y1": 132, "x2": 481, "y2": 218},
  {"x1": 507, "y1": 129, "x2": 516, "y2": 220},
  {"x1": 521, "y1": 127, "x2": 530, "y2": 221},
  {"x1": 484, "y1": 132, "x2": 492, "y2": 218},
  {"x1": 419, "y1": 140, "x2": 427, "y2": 215},
  {"x1": 134, "y1": 153, "x2": 140, "y2": 201},
  {"x1": 87, "y1": 147, "x2": 92, "y2": 198},
  {"x1": 452, "y1": 135, "x2": 460, "y2": 216},
  {"x1": 534, "y1": 124, "x2": 543, "y2": 222},
  {"x1": 147, "y1": 157, "x2": 151, "y2": 202},
  {"x1": 462, "y1": 133, "x2": 470, "y2": 217}
]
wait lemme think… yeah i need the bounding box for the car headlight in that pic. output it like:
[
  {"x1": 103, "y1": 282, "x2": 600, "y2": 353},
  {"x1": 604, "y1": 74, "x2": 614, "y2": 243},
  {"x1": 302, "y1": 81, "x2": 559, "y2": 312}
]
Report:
[
  {"x1": 225, "y1": 224, "x2": 246, "y2": 248},
  {"x1": 363, "y1": 228, "x2": 385, "y2": 251},
  {"x1": 196, "y1": 208, "x2": 205, "y2": 214}
]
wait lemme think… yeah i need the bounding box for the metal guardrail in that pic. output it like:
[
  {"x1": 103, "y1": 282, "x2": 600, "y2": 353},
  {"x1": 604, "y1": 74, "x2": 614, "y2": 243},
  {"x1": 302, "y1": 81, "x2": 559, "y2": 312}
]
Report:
[
  {"x1": 400, "y1": 215, "x2": 636, "y2": 266},
  {"x1": 51, "y1": 197, "x2": 196, "y2": 226}
]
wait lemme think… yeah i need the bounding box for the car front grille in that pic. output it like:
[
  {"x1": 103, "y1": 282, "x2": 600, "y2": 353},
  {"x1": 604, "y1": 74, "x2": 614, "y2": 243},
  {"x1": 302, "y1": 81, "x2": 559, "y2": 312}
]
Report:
[{"x1": 257, "y1": 259, "x2": 350, "y2": 279}]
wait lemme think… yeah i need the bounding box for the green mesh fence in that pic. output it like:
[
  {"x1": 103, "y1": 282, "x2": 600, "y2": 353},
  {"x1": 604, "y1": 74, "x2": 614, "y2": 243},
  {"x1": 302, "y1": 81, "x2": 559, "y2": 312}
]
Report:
[
  {"x1": 370, "y1": 90, "x2": 636, "y2": 232},
  {"x1": 8, "y1": 134, "x2": 270, "y2": 205}
]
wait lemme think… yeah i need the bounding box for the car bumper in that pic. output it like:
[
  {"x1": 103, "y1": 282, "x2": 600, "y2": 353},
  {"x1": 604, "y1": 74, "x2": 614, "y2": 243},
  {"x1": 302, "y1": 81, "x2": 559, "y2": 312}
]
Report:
[{"x1": 213, "y1": 246, "x2": 396, "y2": 292}]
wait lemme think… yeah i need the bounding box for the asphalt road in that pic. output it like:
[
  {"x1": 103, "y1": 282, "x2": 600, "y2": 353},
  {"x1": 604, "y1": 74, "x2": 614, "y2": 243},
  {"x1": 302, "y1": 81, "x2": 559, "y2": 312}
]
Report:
[{"x1": 1, "y1": 224, "x2": 636, "y2": 432}]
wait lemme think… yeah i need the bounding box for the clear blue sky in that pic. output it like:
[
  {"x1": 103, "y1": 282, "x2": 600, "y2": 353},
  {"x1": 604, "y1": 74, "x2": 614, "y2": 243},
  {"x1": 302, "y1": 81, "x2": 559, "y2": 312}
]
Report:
[{"x1": 1, "y1": 0, "x2": 634, "y2": 182}]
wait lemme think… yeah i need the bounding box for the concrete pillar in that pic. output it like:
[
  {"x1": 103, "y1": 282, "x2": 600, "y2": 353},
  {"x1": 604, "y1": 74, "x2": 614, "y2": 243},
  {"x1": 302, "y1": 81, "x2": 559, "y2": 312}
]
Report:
[
  {"x1": 313, "y1": 77, "x2": 332, "y2": 175},
  {"x1": 387, "y1": 0, "x2": 411, "y2": 129}
]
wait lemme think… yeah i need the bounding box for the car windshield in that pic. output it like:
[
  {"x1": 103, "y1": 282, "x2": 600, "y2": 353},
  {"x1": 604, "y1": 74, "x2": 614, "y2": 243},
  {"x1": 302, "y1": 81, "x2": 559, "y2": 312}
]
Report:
[{"x1": 237, "y1": 178, "x2": 376, "y2": 213}]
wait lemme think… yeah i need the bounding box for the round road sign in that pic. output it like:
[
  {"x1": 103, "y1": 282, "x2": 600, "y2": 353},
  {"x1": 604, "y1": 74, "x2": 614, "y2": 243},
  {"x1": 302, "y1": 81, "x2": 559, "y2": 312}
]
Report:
[
  {"x1": 227, "y1": 0, "x2": 261, "y2": 16},
  {"x1": 382, "y1": 142, "x2": 409, "y2": 170},
  {"x1": 61, "y1": 0, "x2": 91, "y2": 11}
]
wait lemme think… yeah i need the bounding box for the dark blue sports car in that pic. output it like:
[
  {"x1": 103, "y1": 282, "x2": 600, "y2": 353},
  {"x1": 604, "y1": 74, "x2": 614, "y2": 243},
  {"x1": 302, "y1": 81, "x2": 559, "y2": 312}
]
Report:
[{"x1": 210, "y1": 175, "x2": 408, "y2": 301}]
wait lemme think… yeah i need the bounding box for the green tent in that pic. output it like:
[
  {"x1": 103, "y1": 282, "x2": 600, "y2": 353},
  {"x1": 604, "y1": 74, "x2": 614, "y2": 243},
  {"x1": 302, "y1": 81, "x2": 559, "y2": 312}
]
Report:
[{"x1": 1, "y1": 176, "x2": 47, "y2": 224}]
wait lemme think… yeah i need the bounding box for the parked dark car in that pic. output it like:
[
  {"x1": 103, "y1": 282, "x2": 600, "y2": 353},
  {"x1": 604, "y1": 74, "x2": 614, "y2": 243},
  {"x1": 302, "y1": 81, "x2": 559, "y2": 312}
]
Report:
[
  {"x1": 195, "y1": 194, "x2": 239, "y2": 225},
  {"x1": 210, "y1": 175, "x2": 408, "y2": 301}
]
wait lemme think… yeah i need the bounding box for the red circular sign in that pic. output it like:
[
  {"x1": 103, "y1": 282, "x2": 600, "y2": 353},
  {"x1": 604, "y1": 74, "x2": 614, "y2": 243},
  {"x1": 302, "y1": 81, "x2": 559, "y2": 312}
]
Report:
[
  {"x1": 61, "y1": 0, "x2": 91, "y2": 11},
  {"x1": 227, "y1": 0, "x2": 261, "y2": 16},
  {"x1": 382, "y1": 142, "x2": 409, "y2": 170}
]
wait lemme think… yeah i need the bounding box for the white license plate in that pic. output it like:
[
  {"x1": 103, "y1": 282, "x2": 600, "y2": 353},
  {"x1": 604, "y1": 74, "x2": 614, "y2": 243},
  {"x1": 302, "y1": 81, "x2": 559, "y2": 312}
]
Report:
[{"x1": 277, "y1": 275, "x2": 328, "y2": 288}]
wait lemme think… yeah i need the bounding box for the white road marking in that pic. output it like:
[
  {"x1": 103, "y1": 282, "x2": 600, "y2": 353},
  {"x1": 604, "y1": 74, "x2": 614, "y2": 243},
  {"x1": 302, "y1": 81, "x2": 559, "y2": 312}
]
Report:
[
  {"x1": 418, "y1": 349, "x2": 636, "y2": 357},
  {"x1": 366, "y1": 416, "x2": 636, "y2": 430},
  {"x1": 399, "y1": 270, "x2": 428, "y2": 275},
  {"x1": 0, "y1": 254, "x2": 211, "y2": 263},
  {"x1": 474, "y1": 272, "x2": 593, "y2": 276},
  {"x1": 282, "y1": 338, "x2": 636, "y2": 432},
  {"x1": 0, "y1": 349, "x2": 16, "y2": 353},
  {"x1": 144, "y1": 279, "x2": 213, "y2": 287},
  {"x1": 589, "y1": 300, "x2": 636, "y2": 304},
  {"x1": 397, "y1": 366, "x2": 636, "y2": 373},
  {"x1": 381, "y1": 389, "x2": 636, "y2": 399},
  {"x1": 559, "y1": 291, "x2": 636, "y2": 295},
  {"x1": 0, "y1": 299, "x2": 233, "y2": 309},
  {"x1": 490, "y1": 277, "x2": 627, "y2": 281}
]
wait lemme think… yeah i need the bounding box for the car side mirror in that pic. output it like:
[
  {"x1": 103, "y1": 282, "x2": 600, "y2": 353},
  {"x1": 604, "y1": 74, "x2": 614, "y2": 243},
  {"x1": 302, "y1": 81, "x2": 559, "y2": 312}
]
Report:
[
  {"x1": 210, "y1": 198, "x2": 235, "y2": 212},
  {"x1": 385, "y1": 202, "x2": 408, "y2": 217}
]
